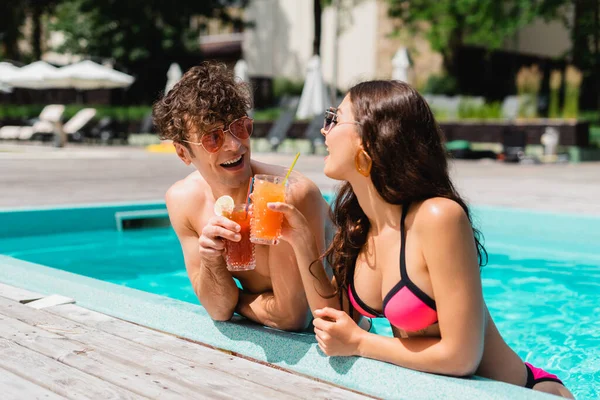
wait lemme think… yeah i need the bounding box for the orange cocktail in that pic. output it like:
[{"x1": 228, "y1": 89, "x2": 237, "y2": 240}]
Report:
[
  {"x1": 223, "y1": 205, "x2": 255, "y2": 271},
  {"x1": 250, "y1": 174, "x2": 286, "y2": 245}
]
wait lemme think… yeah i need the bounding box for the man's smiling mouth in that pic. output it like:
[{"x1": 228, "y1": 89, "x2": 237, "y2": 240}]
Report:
[{"x1": 220, "y1": 155, "x2": 243, "y2": 168}]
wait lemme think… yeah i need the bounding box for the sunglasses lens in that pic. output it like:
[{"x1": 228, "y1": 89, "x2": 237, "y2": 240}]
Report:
[
  {"x1": 244, "y1": 118, "x2": 253, "y2": 137},
  {"x1": 323, "y1": 109, "x2": 337, "y2": 134},
  {"x1": 202, "y1": 129, "x2": 225, "y2": 153},
  {"x1": 230, "y1": 117, "x2": 252, "y2": 139}
]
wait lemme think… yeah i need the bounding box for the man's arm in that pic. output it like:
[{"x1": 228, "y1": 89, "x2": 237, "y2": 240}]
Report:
[
  {"x1": 236, "y1": 178, "x2": 328, "y2": 331},
  {"x1": 166, "y1": 185, "x2": 239, "y2": 321}
]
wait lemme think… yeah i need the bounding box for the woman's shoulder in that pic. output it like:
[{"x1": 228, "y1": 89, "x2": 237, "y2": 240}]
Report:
[{"x1": 412, "y1": 197, "x2": 469, "y2": 233}]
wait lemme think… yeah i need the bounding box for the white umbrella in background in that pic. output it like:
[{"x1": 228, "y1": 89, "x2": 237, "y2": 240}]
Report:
[
  {"x1": 165, "y1": 63, "x2": 182, "y2": 94},
  {"x1": 2, "y1": 61, "x2": 65, "y2": 89},
  {"x1": 55, "y1": 60, "x2": 134, "y2": 89},
  {"x1": 296, "y1": 55, "x2": 329, "y2": 120},
  {"x1": 0, "y1": 61, "x2": 19, "y2": 78},
  {"x1": 0, "y1": 62, "x2": 20, "y2": 92},
  {"x1": 392, "y1": 47, "x2": 411, "y2": 83},
  {"x1": 234, "y1": 59, "x2": 253, "y2": 116},
  {"x1": 234, "y1": 59, "x2": 249, "y2": 84}
]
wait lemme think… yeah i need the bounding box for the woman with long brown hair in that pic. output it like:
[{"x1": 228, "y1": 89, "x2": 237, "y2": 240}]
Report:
[{"x1": 267, "y1": 80, "x2": 573, "y2": 398}]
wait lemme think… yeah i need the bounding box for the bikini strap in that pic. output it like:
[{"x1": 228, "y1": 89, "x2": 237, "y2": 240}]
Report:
[{"x1": 400, "y1": 202, "x2": 410, "y2": 278}]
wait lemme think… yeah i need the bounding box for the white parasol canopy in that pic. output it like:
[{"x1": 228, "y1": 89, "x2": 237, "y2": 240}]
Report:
[
  {"x1": 234, "y1": 59, "x2": 249, "y2": 84},
  {"x1": 392, "y1": 47, "x2": 411, "y2": 83},
  {"x1": 54, "y1": 60, "x2": 135, "y2": 89},
  {"x1": 0, "y1": 62, "x2": 20, "y2": 81},
  {"x1": 296, "y1": 55, "x2": 329, "y2": 120},
  {"x1": 0, "y1": 61, "x2": 64, "y2": 89},
  {"x1": 165, "y1": 63, "x2": 182, "y2": 94},
  {"x1": 0, "y1": 62, "x2": 20, "y2": 92}
]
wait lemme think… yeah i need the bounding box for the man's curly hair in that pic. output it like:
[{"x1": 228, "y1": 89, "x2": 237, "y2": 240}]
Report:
[{"x1": 152, "y1": 62, "x2": 252, "y2": 150}]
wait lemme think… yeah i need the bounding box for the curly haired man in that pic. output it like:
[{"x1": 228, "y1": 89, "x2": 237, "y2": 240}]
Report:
[{"x1": 153, "y1": 62, "x2": 329, "y2": 331}]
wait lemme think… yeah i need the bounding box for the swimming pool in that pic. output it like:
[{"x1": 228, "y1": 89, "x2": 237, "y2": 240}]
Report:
[{"x1": 0, "y1": 203, "x2": 598, "y2": 398}]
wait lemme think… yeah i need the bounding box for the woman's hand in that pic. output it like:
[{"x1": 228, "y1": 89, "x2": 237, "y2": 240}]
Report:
[
  {"x1": 313, "y1": 307, "x2": 366, "y2": 357},
  {"x1": 267, "y1": 202, "x2": 312, "y2": 247}
]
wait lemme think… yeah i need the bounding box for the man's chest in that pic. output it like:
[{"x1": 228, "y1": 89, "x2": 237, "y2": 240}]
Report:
[{"x1": 230, "y1": 245, "x2": 272, "y2": 293}]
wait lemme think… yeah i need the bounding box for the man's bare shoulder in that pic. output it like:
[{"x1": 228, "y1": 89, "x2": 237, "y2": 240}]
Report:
[
  {"x1": 165, "y1": 171, "x2": 208, "y2": 220},
  {"x1": 288, "y1": 172, "x2": 323, "y2": 204}
]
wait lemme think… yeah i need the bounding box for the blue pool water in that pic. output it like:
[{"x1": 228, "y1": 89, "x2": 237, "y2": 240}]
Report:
[{"x1": 0, "y1": 210, "x2": 599, "y2": 398}]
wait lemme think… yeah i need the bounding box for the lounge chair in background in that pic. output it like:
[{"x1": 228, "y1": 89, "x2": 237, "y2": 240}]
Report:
[
  {"x1": 266, "y1": 96, "x2": 300, "y2": 152},
  {"x1": 303, "y1": 113, "x2": 324, "y2": 154},
  {"x1": 0, "y1": 104, "x2": 65, "y2": 140},
  {"x1": 88, "y1": 116, "x2": 128, "y2": 144},
  {"x1": 19, "y1": 108, "x2": 96, "y2": 142},
  {"x1": 63, "y1": 108, "x2": 97, "y2": 142}
]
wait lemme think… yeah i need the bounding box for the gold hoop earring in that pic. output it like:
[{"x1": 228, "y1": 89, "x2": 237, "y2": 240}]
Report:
[{"x1": 355, "y1": 149, "x2": 372, "y2": 177}]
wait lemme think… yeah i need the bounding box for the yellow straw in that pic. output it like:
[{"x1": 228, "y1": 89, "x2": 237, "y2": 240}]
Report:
[{"x1": 283, "y1": 152, "x2": 300, "y2": 185}]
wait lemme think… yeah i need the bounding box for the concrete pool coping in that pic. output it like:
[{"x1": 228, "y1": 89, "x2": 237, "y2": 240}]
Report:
[
  {"x1": 0, "y1": 256, "x2": 558, "y2": 400},
  {"x1": 2, "y1": 200, "x2": 592, "y2": 399}
]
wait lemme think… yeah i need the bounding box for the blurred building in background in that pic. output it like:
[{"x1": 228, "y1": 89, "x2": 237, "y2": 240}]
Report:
[
  {"x1": 1, "y1": 0, "x2": 595, "y2": 108},
  {"x1": 243, "y1": 0, "x2": 573, "y2": 94}
]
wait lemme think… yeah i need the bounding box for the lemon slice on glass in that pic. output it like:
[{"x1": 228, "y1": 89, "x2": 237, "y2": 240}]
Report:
[{"x1": 214, "y1": 195, "x2": 235, "y2": 216}]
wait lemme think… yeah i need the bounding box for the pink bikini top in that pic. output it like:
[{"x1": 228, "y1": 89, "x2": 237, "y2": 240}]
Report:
[{"x1": 348, "y1": 203, "x2": 438, "y2": 332}]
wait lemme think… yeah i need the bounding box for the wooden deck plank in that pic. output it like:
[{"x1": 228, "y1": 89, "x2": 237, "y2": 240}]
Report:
[
  {"x1": 48, "y1": 304, "x2": 370, "y2": 400},
  {"x1": 0, "y1": 297, "x2": 300, "y2": 400},
  {"x1": 0, "y1": 367, "x2": 68, "y2": 400},
  {"x1": 0, "y1": 314, "x2": 208, "y2": 400},
  {"x1": 0, "y1": 338, "x2": 143, "y2": 400},
  {"x1": 0, "y1": 284, "x2": 370, "y2": 399},
  {"x1": 0, "y1": 282, "x2": 42, "y2": 301}
]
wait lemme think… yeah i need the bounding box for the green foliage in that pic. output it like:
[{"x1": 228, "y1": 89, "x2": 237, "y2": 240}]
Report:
[
  {"x1": 429, "y1": 98, "x2": 501, "y2": 121},
  {"x1": 458, "y1": 99, "x2": 502, "y2": 120},
  {"x1": 579, "y1": 110, "x2": 600, "y2": 124},
  {"x1": 563, "y1": 87, "x2": 581, "y2": 119},
  {"x1": 48, "y1": 0, "x2": 246, "y2": 102},
  {"x1": 62, "y1": 105, "x2": 84, "y2": 120},
  {"x1": 548, "y1": 70, "x2": 562, "y2": 118},
  {"x1": 590, "y1": 125, "x2": 600, "y2": 147},
  {"x1": 429, "y1": 106, "x2": 450, "y2": 121},
  {"x1": 127, "y1": 106, "x2": 151, "y2": 121},
  {"x1": 421, "y1": 74, "x2": 457, "y2": 95},
  {"x1": 480, "y1": 102, "x2": 502, "y2": 119},
  {"x1": 549, "y1": 89, "x2": 561, "y2": 118},
  {"x1": 273, "y1": 78, "x2": 304, "y2": 99},
  {"x1": 387, "y1": 0, "x2": 566, "y2": 50},
  {"x1": 0, "y1": 104, "x2": 152, "y2": 122},
  {"x1": 252, "y1": 107, "x2": 283, "y2": 122},
  {"x1": 562, "y1": 66, "x2": 583, "y2": 119},
  {"x1": 387, "y1": 0, "x2": 566, "y2": 74},
  {"x1": 0, "y1": 105, "x2": 44, "y2": 120},
  {"x1": 49, "y1": 0, "x2": 243, "y2": 63}
]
